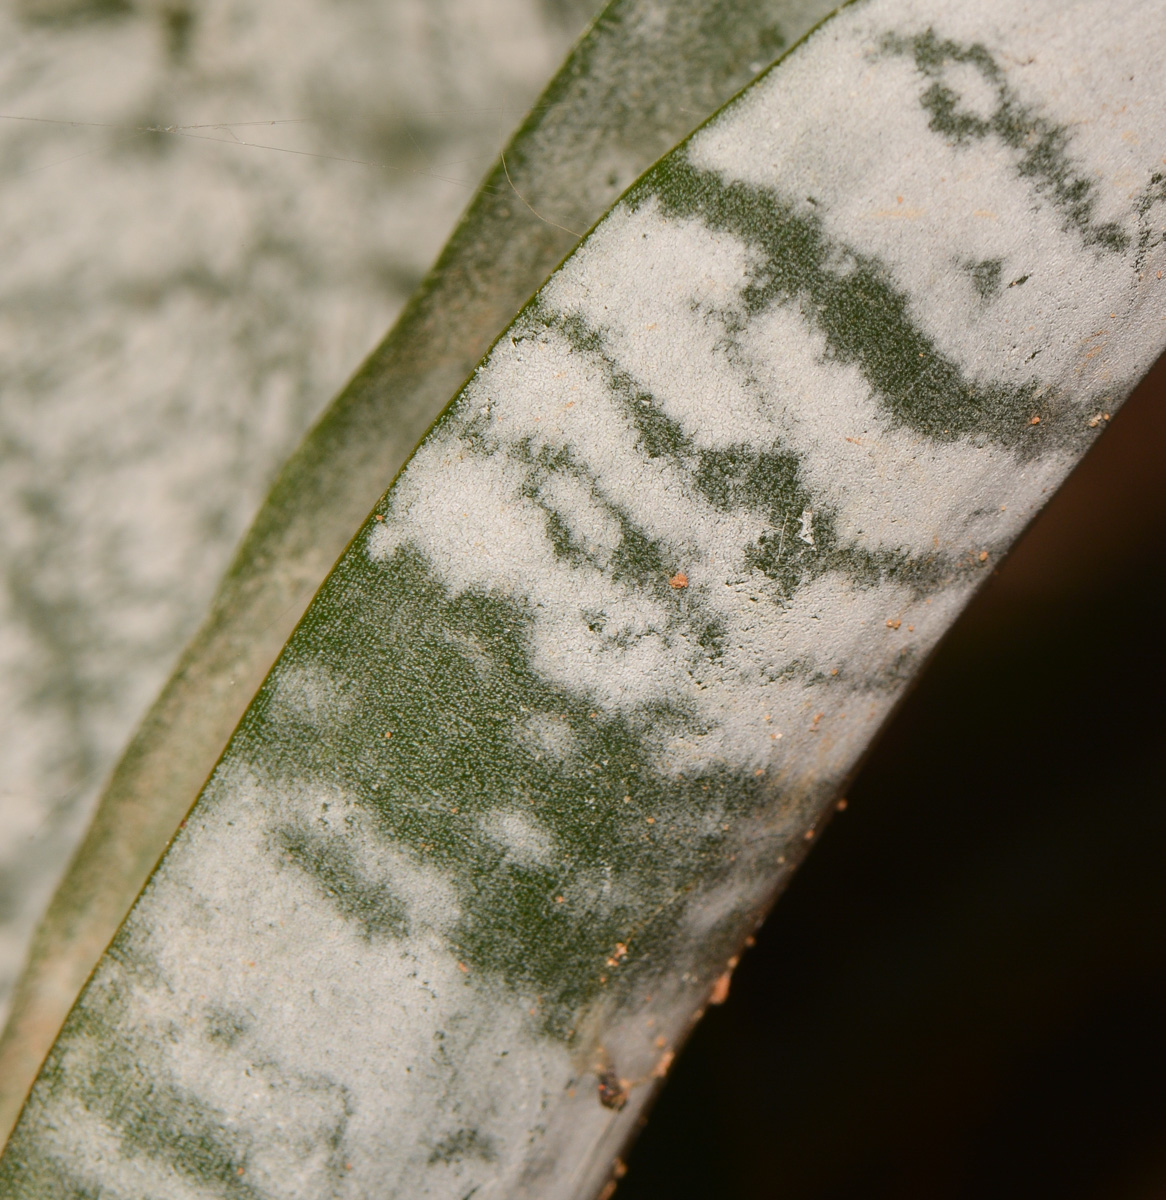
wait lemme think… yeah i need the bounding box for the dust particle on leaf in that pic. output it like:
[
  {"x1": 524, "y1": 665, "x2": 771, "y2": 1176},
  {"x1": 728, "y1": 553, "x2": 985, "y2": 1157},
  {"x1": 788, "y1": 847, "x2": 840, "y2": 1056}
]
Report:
[{"x1": 597, "y1": 1068, "x2": 628, "y2": 1110}]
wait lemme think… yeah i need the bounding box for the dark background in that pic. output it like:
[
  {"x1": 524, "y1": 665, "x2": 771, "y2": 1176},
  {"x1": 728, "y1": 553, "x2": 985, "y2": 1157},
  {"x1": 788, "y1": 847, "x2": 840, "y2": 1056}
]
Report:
[{"x1": 621, "y1": 354, "x2": 1166, "y2": 1200}]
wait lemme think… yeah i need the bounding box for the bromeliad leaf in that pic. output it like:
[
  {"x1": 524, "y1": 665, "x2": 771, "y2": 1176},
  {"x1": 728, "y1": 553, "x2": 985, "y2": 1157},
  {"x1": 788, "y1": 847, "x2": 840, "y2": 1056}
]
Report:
[
  {"x1": 3, "y1": 0, "x2": 1164, "y2": 1195},
  {"x1": 0, "y1": 0, "x2": 843, "y2": 1138}
]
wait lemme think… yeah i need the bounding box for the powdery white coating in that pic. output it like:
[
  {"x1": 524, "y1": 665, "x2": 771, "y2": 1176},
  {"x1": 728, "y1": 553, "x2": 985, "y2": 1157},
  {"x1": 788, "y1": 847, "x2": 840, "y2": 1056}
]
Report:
[
  {"x1": 689, "y1": 0, "x2": 1166, "y2": 398},
  {"x1": 479, "y1": 809, "x2": 560, "y2": 867},
  {"x1": 7, "y1": 0, "x2": 1166, "y2": 1196},
  {"x1": 369, "y1": 202, "x2": 1016, "y2": 778},
  {"x1": 32, "y1": 762, "x2": 591, "y2": 1200},
  {"x1": 740, "y1": 303, "x2": 1075, "y2": 553}
]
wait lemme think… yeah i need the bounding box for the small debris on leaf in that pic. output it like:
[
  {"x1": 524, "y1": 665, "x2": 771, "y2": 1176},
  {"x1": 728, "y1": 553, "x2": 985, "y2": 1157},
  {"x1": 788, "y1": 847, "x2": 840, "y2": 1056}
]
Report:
[
  {"x1": 597, "y1": 1068, "x2": 628, "y2": 1110},
  {"x1": 709, "y1": 971, "x2": 733, "y2": 1005},
  {"x1": 668, "y1": 571, "x2": 689, "y2": 589}
]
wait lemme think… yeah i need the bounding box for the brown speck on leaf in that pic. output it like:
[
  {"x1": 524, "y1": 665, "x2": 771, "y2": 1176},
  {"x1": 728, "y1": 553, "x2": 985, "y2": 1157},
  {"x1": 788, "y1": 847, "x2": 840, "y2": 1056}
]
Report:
[
  {"x1": 836, "y1": 797, "x2": 849, "y2": 812},
  {"x1": 810, "y1": 711, "x2": 824, "y2": 731},
  {"x1": 614, "y1": 1159, "x2": 629, "y2": 1179},
  {"x1": 745, "y1": 935, "x2": 756, "y2": 947},
  {"x1": 669, "y1": 571, "x2": 689, "y2": 589},
  {"x1": 599, "y1": 974, "x2": 608, "y2": 984},
  {"x1": 598, "y1": 1184, "x2": 618, "y2": 1200},
  {"x1": 907, "y1": 624, "x2": 915, "y2": 632},
  {"x1": 709, "y1": 971, "x2": 733, "y2": 1005},
  {"x1": 457, "y1": 962, "x2": 468, "y2": 974},
  {"x1": 886, "y1": 618, "x2": 901, "y2": 630},
  {"x1": 755, "y1": 767, "x2": 765, "y2": 776},
  {"x1": 979, "y1": 550, "x2": 989, "y2": 563},
  {"x1": 804, "y1": 827, "x2": 815, "y2": 841},
  {"x1": 1103, "y1": 412, "x2": 1111, "y2": 421},
  {"x1": 383, "y1": 730, "x2": 393, "y2": 739},
  {"x1": 653, "y1": 1050, "x2": 676, "y2": 1078},
  {"x1": 589, "y1": 712, "x2": 598, "y2": 720},
  {"x1": 1030, "y1": 415, "x2": 1041, "y2": 425},
  {"x1": 655, "y1": 1034, "x2": 667, "y2": 1048},
  {"x1": 830, "y1": 667, "x2": 839, "y2": 676},
  {"x1": 1089, "y1": 414, "x2": 1102, "y2": 428},
  {"x1": 555, "y1": 895, "x2": 565, "y2": 904},
  {"x1": 597, "y1": 1068, "x2": 628, "y2": 1110},
  {"x1": 646, "y1": 817, "x2": 655, "y2": 825}
]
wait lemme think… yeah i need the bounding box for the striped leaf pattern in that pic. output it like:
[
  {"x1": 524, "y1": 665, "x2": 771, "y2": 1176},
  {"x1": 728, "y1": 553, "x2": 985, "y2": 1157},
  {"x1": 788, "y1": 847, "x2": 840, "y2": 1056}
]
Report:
[{"x1": 2, "y1": 0, "x2": 1163, "y2": 1196}]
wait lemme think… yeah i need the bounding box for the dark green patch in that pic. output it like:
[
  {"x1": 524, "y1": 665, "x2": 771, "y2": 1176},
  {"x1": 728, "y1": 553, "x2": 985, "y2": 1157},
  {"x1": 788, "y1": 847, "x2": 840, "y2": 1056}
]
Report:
[
  {"x1": 966, "y1": 258, "x2": 1003, "y2": 300},
  {"x1": 884, "y1": 29, "x2": 1129, "y2": 254},
  {"x1": 237, "y1": 545, "x2": 779, "y2": 1037},
  {"x1": 609, "y1": 514, "x2": 669, "y2": 587},
  {"x1": 1135, "y1": 171, "x2": 1166, "y2": 269},
  {"x1": 535, "y1": 302, "x2": 961, "y2": 602},
  {"x1": 428, "y1": 1128, "x2": 498, "y2": 1165},
  {"x1": 0, "y1": 1147, "x2": 101, "y2": 1199},
  {"x1": 205, "y1": 1005, "x2": 250, "y2": 1049},
  {"x1": 17, "y1": 0, "x2": 133, "y2": 25},
  {"x1": 638, "y1": 156, "x2": 1065, "y2": 447},
  {"x1": 161, "y1": 3, "x2": 195, "y2": 61},
  {"x1": 276, "y1": 824, "x2": 410, "y2": 940}
]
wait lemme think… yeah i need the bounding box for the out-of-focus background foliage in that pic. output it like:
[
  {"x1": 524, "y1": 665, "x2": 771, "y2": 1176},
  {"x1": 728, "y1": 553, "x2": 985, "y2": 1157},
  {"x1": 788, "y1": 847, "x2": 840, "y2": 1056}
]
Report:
[
  {"x1": 1, "y1": 1, "x2": 1163, "y2": 1193},
  {"x1": 0, "y1": 0, "x2": 594, "y2": 1026}
]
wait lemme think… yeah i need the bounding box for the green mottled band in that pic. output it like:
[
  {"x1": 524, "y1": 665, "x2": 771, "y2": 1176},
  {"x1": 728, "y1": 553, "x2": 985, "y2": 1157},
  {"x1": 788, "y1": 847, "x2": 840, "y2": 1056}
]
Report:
[{"x1": 3, "y1": 0, "x2": 1163, "y2": 1196}]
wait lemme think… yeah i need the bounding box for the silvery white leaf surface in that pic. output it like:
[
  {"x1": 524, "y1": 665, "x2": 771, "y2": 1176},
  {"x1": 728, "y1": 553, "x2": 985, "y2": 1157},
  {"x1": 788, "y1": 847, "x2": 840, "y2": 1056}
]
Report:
[
  {"x1": 2, "y1": 0, "x2": 1164, "y2": 1195},
  {"x1": 0, "y1": 0, "x2": 838, "y2": 1136}
]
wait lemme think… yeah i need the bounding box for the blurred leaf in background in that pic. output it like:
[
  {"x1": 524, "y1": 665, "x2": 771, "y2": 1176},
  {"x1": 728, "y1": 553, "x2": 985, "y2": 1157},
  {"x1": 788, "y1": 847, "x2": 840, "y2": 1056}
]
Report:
[{"x1": 0, "y1": 0, "x2": 594, "y2": 1023}]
